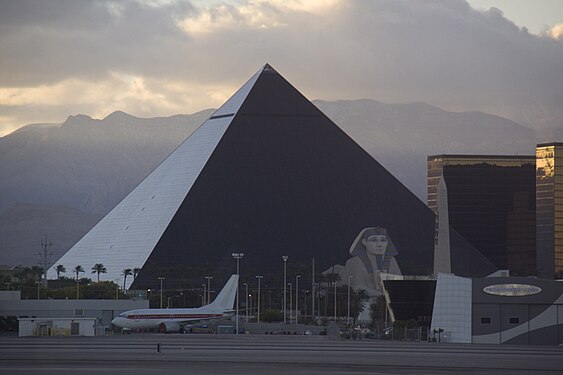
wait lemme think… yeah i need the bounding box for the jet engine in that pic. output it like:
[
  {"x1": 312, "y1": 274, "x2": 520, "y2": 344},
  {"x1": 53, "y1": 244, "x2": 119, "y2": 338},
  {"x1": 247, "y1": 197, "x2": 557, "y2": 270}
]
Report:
[{"x1": 159, "y1": 321, "x2": 181, "y2": 333}]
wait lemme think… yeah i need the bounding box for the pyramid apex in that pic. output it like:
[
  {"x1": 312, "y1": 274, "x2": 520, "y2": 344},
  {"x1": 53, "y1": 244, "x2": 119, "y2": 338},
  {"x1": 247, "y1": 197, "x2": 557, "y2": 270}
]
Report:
[{"x1": 262, "y1": 63, "x2": 277, "y2": 74}]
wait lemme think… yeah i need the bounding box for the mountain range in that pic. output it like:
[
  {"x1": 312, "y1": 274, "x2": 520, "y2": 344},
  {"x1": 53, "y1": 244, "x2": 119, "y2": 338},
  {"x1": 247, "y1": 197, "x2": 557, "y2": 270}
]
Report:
[{"x1": 0, "y1": 99, "x2": 538, "y2": 267}]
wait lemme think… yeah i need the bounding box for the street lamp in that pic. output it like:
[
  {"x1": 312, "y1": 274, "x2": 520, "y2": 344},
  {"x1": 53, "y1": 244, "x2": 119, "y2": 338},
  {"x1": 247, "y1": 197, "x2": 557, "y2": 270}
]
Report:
[
  {"x1": 232, "y1": 252, "x2": 244, "y2": 335},
  {"x1": 249, "y1": 292, "x2": 252, "y2": 321},
  {"x1": 311, "y1": 258, "x2": 315, "y2": 323},
  {"x1": 158, "y1": 277, "x2": 165, "y2": 309},
  {"x1": 202, "y1": 283, "x2": 206, "y2": 306},
  {"x1": 288, "y1": 282, "x2": 292, "y2": 324},
  {"x1": 333, "y1": 281, "x2": 337, "y2": 321},
  {"x1": 35, "y1": 281, "x2": 41, "y2": 300},
  {"x1": 205, "y1": 276, "x2": 213, "y2": 304},
  {"x1": 256, "y1": 276, "x2": 263, "y2": 324},
  {"x1": 282, "y1": 255, "x2": 288, "y2": 324},
  {"x1": 243, "y1": 282, "x2": 249, "y2": 322},
  {"x1": 347, "y1": 275, "x2": 353, "y2": 327},
  {"x1": 295, "y1": 275, "x2": 301, "y2": 324}
]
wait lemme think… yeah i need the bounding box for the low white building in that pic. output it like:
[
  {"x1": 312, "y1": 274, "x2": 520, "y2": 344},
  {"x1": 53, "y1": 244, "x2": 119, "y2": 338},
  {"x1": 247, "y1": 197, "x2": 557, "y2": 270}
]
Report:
[
  {"x1": 0, "y1": 291, "x2": 148, "y2": 336},
  {"x1": 18, "y1": 317, "x2": 97, "y2": 337}
]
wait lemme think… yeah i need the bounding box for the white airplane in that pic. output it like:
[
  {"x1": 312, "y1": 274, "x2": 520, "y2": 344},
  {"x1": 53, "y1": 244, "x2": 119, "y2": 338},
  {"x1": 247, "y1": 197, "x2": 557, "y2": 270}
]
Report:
[{"x1": 111, "y1": 274, "x2": 238, "y2": 333}]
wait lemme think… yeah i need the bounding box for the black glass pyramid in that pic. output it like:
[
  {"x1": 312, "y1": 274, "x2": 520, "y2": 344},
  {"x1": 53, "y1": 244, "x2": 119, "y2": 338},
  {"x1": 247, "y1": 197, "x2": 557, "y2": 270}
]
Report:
[{"x1": 50, "y1": 64, "x2": 496, "y2": 289}]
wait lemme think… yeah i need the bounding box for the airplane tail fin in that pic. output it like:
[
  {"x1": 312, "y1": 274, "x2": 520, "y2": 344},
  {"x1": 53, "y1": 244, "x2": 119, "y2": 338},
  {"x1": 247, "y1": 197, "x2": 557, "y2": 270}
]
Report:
[{"x1": 208, "y1": 274, "x2": 239, "y2": 310}]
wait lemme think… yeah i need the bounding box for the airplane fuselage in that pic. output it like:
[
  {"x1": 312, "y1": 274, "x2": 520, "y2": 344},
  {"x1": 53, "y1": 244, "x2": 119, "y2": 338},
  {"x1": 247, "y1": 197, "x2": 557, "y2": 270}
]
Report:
[
  {"x1": 112, "y1": 308, "x2": 233, "y2": 330},
  {"x1": 111, "y1": 274, "x2": 239, "y2": 332}
]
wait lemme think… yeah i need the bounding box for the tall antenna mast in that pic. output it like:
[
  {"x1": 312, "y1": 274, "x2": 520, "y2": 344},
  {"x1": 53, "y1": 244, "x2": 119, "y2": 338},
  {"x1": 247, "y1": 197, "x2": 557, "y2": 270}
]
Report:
[{"x1": 39, "y1": 235, "x2": 53, "y2": 284}]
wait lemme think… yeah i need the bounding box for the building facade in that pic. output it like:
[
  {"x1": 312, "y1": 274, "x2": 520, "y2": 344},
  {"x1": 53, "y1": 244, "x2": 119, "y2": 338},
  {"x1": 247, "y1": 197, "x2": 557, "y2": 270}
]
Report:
[
  {"x1": 427, "y1": 155, "x2": 536, "y2": 275},
  {"x1": 536, "y1": 143, "x2": 563, "y2": 279},
  {"x1": 471, "y1": 277, "x2": 563, "y2": 345}
]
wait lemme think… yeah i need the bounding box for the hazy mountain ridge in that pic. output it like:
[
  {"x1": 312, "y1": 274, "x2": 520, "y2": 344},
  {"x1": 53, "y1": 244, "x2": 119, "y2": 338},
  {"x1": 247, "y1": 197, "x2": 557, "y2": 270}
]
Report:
[
  {"x1": 0, "y1": 109, "x2": 214, "y2": 215},
  {"x1": 314, "y1": 99, "x2": 536, "y2": 196},
  {"x1": 0, "y1": 100, "x2": 541, "y2": 266}
]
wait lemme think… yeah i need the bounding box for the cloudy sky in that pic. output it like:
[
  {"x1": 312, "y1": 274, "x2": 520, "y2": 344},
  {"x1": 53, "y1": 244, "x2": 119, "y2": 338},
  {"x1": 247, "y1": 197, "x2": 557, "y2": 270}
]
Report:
[{"x1": 0, "y1": 0, "x2": 562, "y2": 136}]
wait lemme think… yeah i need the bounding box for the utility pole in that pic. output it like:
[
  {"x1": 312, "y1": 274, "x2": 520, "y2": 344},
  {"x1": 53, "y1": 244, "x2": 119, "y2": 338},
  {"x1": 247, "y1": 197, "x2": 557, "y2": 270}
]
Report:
[{"x1": 39, "y1": 235, "x2": 53, "y2": 285}]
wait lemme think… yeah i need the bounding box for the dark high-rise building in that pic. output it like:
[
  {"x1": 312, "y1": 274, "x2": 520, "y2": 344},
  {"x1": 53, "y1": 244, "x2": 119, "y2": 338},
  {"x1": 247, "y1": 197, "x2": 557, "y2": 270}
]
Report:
[
  {"x1": 427, "y1": 155, "x2": 536, "y2": 275},
  {"x1": 536, "y1": 143, "x2": 563, "y2": 279},
  {"x1": 49, "y1": 65, "x2": 495, "y2": 289}
]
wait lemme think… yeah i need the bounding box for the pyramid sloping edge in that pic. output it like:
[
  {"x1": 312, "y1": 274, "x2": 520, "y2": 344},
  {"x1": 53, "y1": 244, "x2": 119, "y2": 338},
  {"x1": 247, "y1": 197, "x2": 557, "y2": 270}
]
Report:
[{"x1": 46, "y1": 67, "x2": 265, "y2": 288}]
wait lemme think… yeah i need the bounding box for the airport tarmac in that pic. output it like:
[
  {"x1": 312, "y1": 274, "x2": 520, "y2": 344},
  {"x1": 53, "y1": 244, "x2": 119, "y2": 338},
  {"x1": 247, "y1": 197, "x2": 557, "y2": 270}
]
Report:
[{"x1": 1, "y1": 334, "x2": 562, "y2": 374}]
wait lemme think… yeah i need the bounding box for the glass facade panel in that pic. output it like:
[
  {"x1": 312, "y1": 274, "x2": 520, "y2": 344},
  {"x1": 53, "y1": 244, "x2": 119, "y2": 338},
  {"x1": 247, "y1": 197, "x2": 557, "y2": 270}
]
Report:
[
  {"x1": 536, "y1": 144, "x2": 563, "y2": 278},
  {"x1": 427, "y1": 155, "x2": 536, "y2": 274}
]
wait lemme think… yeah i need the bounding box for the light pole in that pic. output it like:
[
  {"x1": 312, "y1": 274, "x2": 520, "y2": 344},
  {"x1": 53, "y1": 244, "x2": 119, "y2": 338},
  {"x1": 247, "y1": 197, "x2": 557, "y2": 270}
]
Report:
[
  {"x1": 312, "y1": 258, "x2": 315, "y2": 323},
  {"x1": 232, "y1": 252, "x2": 244, "y2": 335},
  {"x1": 244, "y1": 282, "x2": 249, "y2": 322},
  {"x1": 158, "y1": 277, "x2": 165, "y2": 309},
  {"x1": 4, "y1": 282, "x2": 12, "y2": 291},
  {"x1": 202, "y1": 283, "x2": 206, "y2": 306},
  {"x1": 256, "y1": 276, "x2": 263, "y2": 323},
  {"x1": 295, "y1": 275, "x2": 301, "y2": 324},
  {"x1": 35, "y1": 281, "x2": 41, "y2": 300},
  {"x1": 333, "y1": 281, "x2": 337, "y2": 321},
  {"x1": 249, "y1": 291, "x2": 252, "y2": 321},
  {"x1": 205, "y1": 276, "x2": 213, "y2": 304},
  {"x1": 288, "y1": 282, "x2": 292, "y2": 324},
  {"x1": 347, "y1": 275, "x2": 352, "y2": 327},
  {"x1": 282, "y1": 255, "x2": 288, "y2": 324}
]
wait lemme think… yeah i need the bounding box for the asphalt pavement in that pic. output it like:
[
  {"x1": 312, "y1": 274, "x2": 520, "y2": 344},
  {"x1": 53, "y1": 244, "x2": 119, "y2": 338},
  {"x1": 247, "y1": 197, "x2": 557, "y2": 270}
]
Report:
[{"x1": 1, "y1": 334, "x2": 562, "y2": 374}]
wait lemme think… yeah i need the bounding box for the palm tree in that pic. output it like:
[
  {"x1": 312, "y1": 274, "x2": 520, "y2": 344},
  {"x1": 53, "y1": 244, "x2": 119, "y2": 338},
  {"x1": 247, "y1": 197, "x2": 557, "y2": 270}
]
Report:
[
  {"x1": 91, "y1": 263, "x2": 107, "y2": 282},
  {"x1": 122, "y1": 268, "x2": 133, "y2": 290},
  {"x1": 74, "y1": 265, "x2": 85, "y2": 280},
  {"x1": 350, "y1": 289, "x2": 369, "y2": 326},
  {"x1": 74, "y1": 265, "x2": 85, "y2": 300},
  {"x1": 55, "y1": 264, "x2": 66, "y2": 279},
  {"x1": 133, "y1": 268, "x2": 141, "y2": 279},
  {"x1": 30, "y1": 266, "x2": 44, "y2": 281}
]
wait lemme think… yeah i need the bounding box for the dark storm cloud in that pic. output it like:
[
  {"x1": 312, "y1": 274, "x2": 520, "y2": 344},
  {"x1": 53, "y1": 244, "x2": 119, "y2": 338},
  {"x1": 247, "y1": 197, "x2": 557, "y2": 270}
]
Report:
[
  {"x1": 0, "y1": 0, "x2": 195, "y2": 86},
  {"x1": 0, "y1": 0, "x2": 561, "y2": 133}
]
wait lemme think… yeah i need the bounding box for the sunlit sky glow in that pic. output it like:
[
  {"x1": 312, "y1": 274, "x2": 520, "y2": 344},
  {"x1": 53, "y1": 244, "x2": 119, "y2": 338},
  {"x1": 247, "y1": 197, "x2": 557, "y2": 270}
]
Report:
[{"x1": 0, "y1": 0, "x2": 561, "y2": 136}]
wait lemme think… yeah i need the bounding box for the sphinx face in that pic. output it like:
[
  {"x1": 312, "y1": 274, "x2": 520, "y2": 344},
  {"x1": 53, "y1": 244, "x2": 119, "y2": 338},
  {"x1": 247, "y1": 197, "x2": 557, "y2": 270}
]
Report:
[{"x1": 363, "y1": 234, "x2": 388, "y2": 256}]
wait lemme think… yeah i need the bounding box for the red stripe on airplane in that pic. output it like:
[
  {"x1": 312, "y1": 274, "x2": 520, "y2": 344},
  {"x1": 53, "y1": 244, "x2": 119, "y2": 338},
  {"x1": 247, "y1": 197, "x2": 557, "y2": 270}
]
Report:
[{"x1": 126, "y1": 314, "x2": 222, "y2": 319}]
